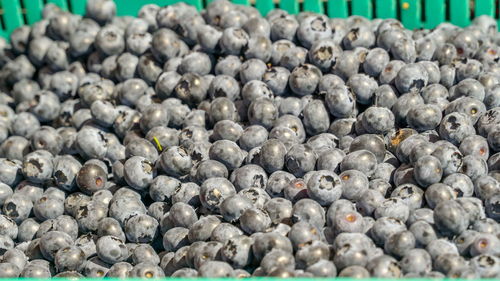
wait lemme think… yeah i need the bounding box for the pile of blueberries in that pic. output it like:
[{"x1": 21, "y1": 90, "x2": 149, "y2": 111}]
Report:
[{"x1": 0, "y1": 0, "x2": 499, "y2": 278}]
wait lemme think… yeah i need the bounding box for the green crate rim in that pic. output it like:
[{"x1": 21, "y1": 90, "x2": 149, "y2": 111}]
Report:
[{"x1": 1, "y1": 0, "x2": 500, "y2": 40}]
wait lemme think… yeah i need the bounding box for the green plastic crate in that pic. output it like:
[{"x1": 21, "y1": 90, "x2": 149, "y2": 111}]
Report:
[{"x1": 0, "y1": 0, "x2": 499, "y2": 39}]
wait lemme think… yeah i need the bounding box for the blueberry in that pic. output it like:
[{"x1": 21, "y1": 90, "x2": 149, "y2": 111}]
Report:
[
  {"x1": 425, "y1": 184, "x2": 454, "y2": 210},
  {"x1": 315, "y1": 149, "x2": 344, "y2": 173},
  {"x1": 366, "y1": 255, "x2": 402, "y2": 277},
  {"x1": 475, "y1": 176, "x2": 500, "y2": 201},
  {"x1": 220, "y1": 27, "x2": 249, "y2": 56},
  {"x1": 76, "y1": 163, "x2": 107, "y2": 195},
  {"x1": 430, "y1": 143, "x2": 463, "y2": 177},
  {"x1": 37, "y1": 231, "x2": 74, "y2": 263},
  {"x1": 469, "y1": 233, "x2": 500, "y2": 257},
  {"x1": 0, "y1": 262, "x2": 21, "y2": 277},
  {"x1": 469, "y1": 254, "x2": 500, "y2": 278},
  {"x1": 346, "y1": 74, "x2": 377, "y2": 105},
  {"x1": 443, "y1": 172, "x2": 474, "y2": 197},
  {"x1": 384, "y1": 230, "x2": 416, "y2": 258},
  {"x1": 261, "y1": 67, "x2": 289, "y2": 97},
  {"x1": 106, "y1": 262, "x2": 133, "y2": 278},
  {"x1": 370, "y1": 217, "x2": 407, "y2": 247},
  {"x1": 485, "y1": 194, "x2": 500, "y2": 220},
  {"x1": 297, "y1": 15, "x2": 332, "y2": 49},
  {"x1": 159, "y1": 146, "x2": 192, "y2": 177},
  {"x1": 379, "y1": 60, "x2": 405, "y2": 84},
  {"x1": 294, "y1": 240, "x2": 329, "y2": 270},
  {"x1": 338, "y1": 265, "x2": 370, "y2": 278},
  {"x1": 340, "y1": 149, "x2": 378, "y2": 177},
  {"x1": 278, "y1": 46, "x2": 308, "y2": 71},
  {"x1": 97, "y1": 217, "x2": 125, "y2": 242},
  {"x1": 211, "y1": 223, "x2": 243, "y2": 244},
  {"x1": 262, "y1": 198, "x2": 291, "y2": 226},
  {"x1": 413, "y1": 155, "x2": 443, "y2": 187},
  {"x1": 362, "y1": 106, "x2": 395, "y2": 134},
  {"x1": 333, "y1": 211, "x2": 365, "y2": 234},
  {"x1": 308, "y1": 39, "x2": 342, "y2": 72},
  {"x1": 456, "y1": 58, "x2": 484, "y2": 81},
  {"x1": 292, "y1": 198, "x2": 325, "y2": 229},
  {"x1": 339, "y1": 170, "x2": 369, "y2": 201},
  {"x1": 305, "y1": 171, "x2": 342, "y2": 206},
  {"x1": 332, "y1": 232, "x2": 375, "y2": 269},
  {"x1": 188, "y1": 215, "x2": 221, "y2": 243},
  {"x1": 288, "y1": 64, "x2": 321, "y2": 96},
  {"x1": 198, "y1": 177, "x2": 236, "y2": 213},
  {"x1": 123, "y1": 156, "x2": 155, "y2": 190},
  {"x1": 446, "y1": 97, "x2": 486, "y2": 126},
  {"x1": 270, "y1": 39, "x2": 293, "y2": 64},
  {"x1": 191, "y1": 159, "x2": 227, "y2": 185},
  {"x1": 170, "y1": 182, "x2": 200, "y2": 207},
  {"x1": 209, "y1": 97, "x2": 240, "y2": 124},
  {"x1": 390, "y1": 36, "x2": 417, "y2": 63},
  {"x1": 435, "y1": 42, "x2": 457, "y2": 65},
  {"x1": 244, "y1": 36, "x2": 272, "y2": 62},
  {"x1": 252, "y1": 231, "x2": 293, "y2": 261},
  {"x1": 94, "y1": 25, "x2": 124, "y2": 57},
  {"x1": 190, "y1": 241, "x2": 222, "y2": 269},
  {"x1": 198, "y1": 261, "x2": 233, "y2": 277},
  {"x1": 125, "y1": 214, "x2": 159, "y2": 243},
  {"x1": 435, "y1": 253, "x2": 470, "y2": 276},
  {"x1": 214, "y1": 55, "x2": 242, "y2": 77},
  {"x1": 248, "y1": 98, "x2": 278, "y2": 130},
  {"x1": 399, "y1": 248, "x2": 432, "y2": 275},
  {"x1": 0, "y1": 159, "x2": 22, "y2": 188},
  {"x1": 219, "y1": 235, "x2": 253, "y2": 268},
  {"x1": 433, "y1": 200, "x2": 469, "y2": 237},
  {"x1": 414, "y1": 37, "x2": 436, "y2": 61},
  {"x1": 325, "y1": 85, "x2": 356, "y2": 118},
  {"x1": 32, "y1": 195, "x2": 64, "y2": 222},
  {"x1": 241, "y1": 82, "x2": 272, "y2": 108},
  {"x1": 238, "y1": 187, "x2": 270, "y2": 209},
  {"x1": 406, "y1": 104, "x2": 443, "y2": 132},
  {"x1": 86, "y1": 0, "x2": 116, "y2": 24},
  {"x1": 53, "y1": 246, "x2": 85, "y2": 273},
  {"x1": 261, "y1": 249, "x2": 295, "y2": 274},
  {"x1": 129, "y1": 262, "x2": 165, "y2": 278},
  {"x1": 175, "y1": 73, "x2": 209, "y2": 106},
  {"x1": 270, "y1": 16, "x2": 298, "y2": 41},
  {"x1": 3, "y1": 192, "x2": 34, "y2": 224},
  {"x1": 108, "y1": 192, "x2": 147, "y2": 226},
  {"x1": 374, "y1": 197, "x2": 410, "y2": 222},
  {"x1": 282, "y1": 178, "x2": 307, "y2": 203},
  {"x1": 257, "y1": 139, "x2": 286, "y2": 174},
  {"x1": 484, "y1": 84, "x2": 500, "y2": 109},
  {"x1": 395, "y1": 63, "x2": 429, "y2": 94},
  {"x1": 236, "y1": 126, "x2": 267, "y2": 152},
  {"x1": 172, "y1": 268, "x2": 198, "y2": 277}
]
